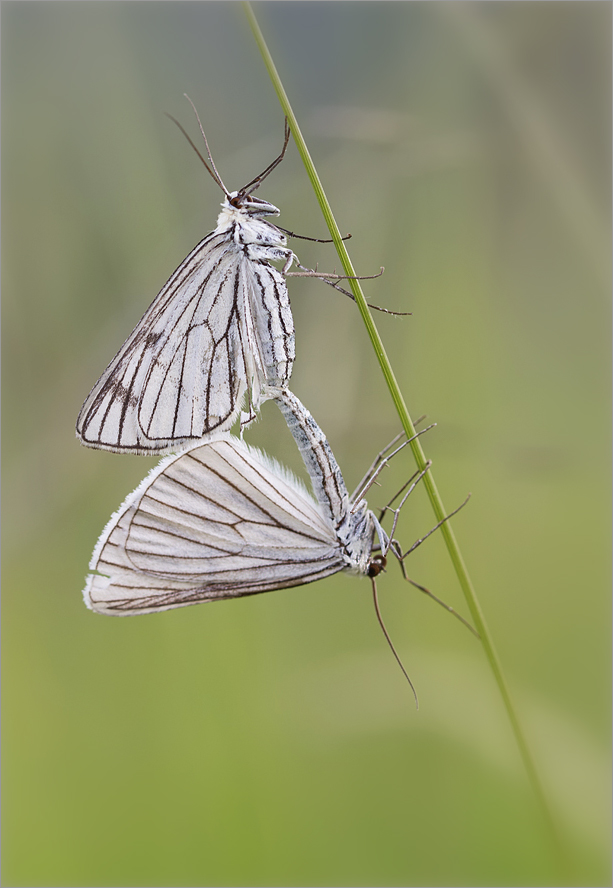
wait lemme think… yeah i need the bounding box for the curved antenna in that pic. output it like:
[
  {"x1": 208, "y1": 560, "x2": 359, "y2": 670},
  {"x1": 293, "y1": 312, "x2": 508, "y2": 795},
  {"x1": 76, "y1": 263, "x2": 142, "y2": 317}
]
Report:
[
  {"x1": 242, "y1": 118, "x2": 291, "y2": 196},
  {"x1": 372, "y1": 578, "x2": 418, "y2": 709},
  {"x1": 182, "y1": 94, "x2": 229, "y2": 194},
  {"x1": 164, "y1": 96, "x2": 229, "y2": 197},
  {"x1": 165, "y1": 111, "x2": 228, "y2": 196}
]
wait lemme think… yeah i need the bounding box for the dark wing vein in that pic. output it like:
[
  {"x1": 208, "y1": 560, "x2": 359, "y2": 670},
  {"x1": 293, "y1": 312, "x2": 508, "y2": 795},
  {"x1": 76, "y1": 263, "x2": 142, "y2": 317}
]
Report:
[
  {"x1": 77, "y1": 233, "x2": 252, "y2": 452},
  {"x1": 85, "y1": 437, "x2": 344, "y2": 615}
]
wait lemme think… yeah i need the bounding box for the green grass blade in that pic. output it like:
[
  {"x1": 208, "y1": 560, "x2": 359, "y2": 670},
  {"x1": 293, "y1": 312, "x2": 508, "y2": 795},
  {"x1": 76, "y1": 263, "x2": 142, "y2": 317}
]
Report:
[{"x1": 243, "y1": 1, "x2": 570, "y2": 876}]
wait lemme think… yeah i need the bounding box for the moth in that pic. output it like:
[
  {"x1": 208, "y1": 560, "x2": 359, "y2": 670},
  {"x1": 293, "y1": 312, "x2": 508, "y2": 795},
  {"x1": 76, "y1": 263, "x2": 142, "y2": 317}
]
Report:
[
  {"x1": 77, "y1": 108, "x2": 297, "y2": 455},
  {"x1": 84, "y1": 389, "x2": 473, "y2": 701},
  {"x1": 84, "y1": 389, "x2": 387, "y2": 614}
]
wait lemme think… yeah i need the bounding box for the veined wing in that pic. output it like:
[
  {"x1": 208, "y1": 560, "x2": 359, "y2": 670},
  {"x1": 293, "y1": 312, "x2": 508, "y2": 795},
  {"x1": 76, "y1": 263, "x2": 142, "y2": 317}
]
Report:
[
  {"x1": 246, "y1": 258, "x2": 294, "y2": 389},
  {"x1": 84, "y1": 435, "x2": 344, "y2": 616},
  {"x1": 76, "y1": 233, "x2": 292, "y2": 455}
]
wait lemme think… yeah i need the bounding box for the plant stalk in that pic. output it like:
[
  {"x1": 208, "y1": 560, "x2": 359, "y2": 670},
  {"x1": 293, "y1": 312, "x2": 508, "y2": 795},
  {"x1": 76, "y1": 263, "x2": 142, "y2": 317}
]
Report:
[{"x1": 243, "y1": 1, "x2": 568, "y2": 873}]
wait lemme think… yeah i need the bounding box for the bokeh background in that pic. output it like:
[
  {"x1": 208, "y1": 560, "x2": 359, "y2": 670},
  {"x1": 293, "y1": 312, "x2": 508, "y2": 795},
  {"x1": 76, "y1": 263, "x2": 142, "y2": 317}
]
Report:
[{"x1": 3, "y1": 3, "x2": 610, "y2": 886}]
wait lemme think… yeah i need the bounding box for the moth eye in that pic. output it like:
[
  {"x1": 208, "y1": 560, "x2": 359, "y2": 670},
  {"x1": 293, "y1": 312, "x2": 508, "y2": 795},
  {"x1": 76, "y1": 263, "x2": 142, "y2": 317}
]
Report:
[{"x1": 367, "y1": 555, "x2": 387, "y2": 578}]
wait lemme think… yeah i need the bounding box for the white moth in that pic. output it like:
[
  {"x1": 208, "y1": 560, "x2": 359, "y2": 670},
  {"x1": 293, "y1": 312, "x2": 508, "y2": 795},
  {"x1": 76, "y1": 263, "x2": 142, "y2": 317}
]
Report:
[
  {"x1": 84, "y1": 389, "x2": 389, "y2": 616},
  {"x1": 77, "y1": 113, "x2": 298, "y2": 455}
]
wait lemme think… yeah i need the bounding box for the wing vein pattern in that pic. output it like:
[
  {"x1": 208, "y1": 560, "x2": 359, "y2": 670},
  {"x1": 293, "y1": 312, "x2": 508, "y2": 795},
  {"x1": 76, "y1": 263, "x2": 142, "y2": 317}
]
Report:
[
  {"x1": 77, "y1": 190, "x2": 296, "y2": 454},
  {"x1": 84, "y1": 393, "x2": 380, "y2": 615}
]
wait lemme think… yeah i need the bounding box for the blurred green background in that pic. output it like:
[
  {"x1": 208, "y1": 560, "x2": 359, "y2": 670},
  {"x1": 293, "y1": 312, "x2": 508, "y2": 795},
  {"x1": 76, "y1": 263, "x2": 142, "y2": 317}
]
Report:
[{"x1": 3, "y1": 3, "x2": 610, "y2": 886}]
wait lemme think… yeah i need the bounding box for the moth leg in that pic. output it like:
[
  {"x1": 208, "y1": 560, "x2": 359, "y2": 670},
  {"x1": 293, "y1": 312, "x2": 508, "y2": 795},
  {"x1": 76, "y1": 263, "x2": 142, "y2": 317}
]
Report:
[
  {"x1": 245, "y1": 243, "x2": 297, "y2": 273},
  {"x1": 391, "y1": 547, "x2": 479, "y2": 639}
]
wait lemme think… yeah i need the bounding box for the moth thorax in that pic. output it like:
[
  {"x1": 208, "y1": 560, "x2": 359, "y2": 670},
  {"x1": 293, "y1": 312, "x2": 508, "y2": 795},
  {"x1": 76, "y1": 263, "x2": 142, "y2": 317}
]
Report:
[{"x1": 216, "y1": 203, "x2": 246, "y2": 231}]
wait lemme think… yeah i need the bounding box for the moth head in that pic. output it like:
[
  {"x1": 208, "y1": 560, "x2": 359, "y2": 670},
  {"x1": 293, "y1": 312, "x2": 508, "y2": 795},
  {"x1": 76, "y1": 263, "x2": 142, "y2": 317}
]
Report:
[{"x1": 229, "y1": 191, "x2": 281, "y2": 218}]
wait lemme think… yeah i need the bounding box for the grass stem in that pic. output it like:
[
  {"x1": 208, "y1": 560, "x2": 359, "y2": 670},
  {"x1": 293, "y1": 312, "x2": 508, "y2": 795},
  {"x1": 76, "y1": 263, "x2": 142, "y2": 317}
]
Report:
[{"x1": 243, "y1": 2, "x2": 570, "y2": 876}]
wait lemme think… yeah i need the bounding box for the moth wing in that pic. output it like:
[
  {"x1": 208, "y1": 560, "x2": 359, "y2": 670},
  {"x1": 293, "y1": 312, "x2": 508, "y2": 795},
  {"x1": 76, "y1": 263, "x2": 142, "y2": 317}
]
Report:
[
  {"x1": 76, "y1": 234, "x2": 258, "y2": 454},
  {"x1": 85, "y1": 436, "x2": 344, "y2": 615},
  {"x1": 244, "y1": 261, "x2": 295, "y2": 389}
]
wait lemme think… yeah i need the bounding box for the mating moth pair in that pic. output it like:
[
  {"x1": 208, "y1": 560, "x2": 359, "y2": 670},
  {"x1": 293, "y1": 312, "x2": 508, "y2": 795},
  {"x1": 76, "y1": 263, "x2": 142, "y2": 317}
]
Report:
[{"x1": 78, "y1": 105, "x2": 468, "y2": 696}]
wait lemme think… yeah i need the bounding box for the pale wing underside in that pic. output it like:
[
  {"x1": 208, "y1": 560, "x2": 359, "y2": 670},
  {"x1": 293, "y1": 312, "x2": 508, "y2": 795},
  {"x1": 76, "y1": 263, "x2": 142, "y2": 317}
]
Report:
[
  {"x1": 85, "y1": 436, "x2": 344, "y2": 615},
  {"x1": 76, "y1": 233, "x2": 293, "y2": 454}
]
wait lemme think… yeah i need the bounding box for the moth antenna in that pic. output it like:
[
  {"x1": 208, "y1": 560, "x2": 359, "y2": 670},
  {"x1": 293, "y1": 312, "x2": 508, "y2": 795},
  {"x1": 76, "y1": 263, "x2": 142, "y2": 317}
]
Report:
[
  {"x1": 371, "y1": 578, "x2": 418, "y2": 709},
  {"x1": 182, "y1": 94, "x2": 229, "y2": 195},
  {"x1": 242, "y1": 118, "x2": 291, "y2": 196},
  {"x1": 165, "y1": 110, "x2": 229, "y2": 197}
]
